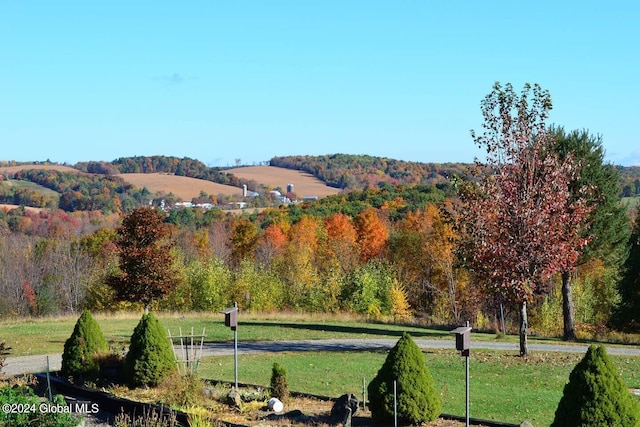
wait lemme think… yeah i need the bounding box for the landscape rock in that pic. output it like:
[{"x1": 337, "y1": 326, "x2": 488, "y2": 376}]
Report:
[
  {"x1": 264, "y1": 409, "x2": 317, "y2": 424},
  {"x1": 226, "y1": 389, "x2": 243, "y2": 408},
  {"x1": 331, "y1": 393, "x2": 359, "y2": 426},
  {"x1": 203, "y1": 386, "x2": 224, "y2": 400}
]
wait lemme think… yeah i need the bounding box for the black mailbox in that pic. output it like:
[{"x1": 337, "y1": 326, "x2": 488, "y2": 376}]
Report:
[
  {"x1": 221, "y1": 306, "x2": 238, "y2": 330},
  {"x1": 450, "y1": 326, "x2": 471, "y2": 356}
]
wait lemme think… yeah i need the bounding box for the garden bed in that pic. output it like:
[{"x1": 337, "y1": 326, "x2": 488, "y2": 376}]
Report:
[{"x1": 34, "y1": 373, "x2": 517, "y2": 427}]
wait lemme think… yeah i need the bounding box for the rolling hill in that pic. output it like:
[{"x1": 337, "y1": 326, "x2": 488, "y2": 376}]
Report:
[
  {"x1": 225, "y1": 166, "x2": 342, "y2": 198},
  {"x1": 0, "y1": 163, "x2": 342, "y2": 207},
  {"x1": 116, "y1": 173, "x2": 243, "y2": 200}
]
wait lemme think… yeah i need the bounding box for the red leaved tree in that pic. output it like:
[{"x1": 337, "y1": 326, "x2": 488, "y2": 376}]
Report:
[
  {"x1": 106, "y1": 207, "x2": 181, "y2": 314},
  {"x1": 461, "y1": 82, "x2": 591, "y2": 356}
]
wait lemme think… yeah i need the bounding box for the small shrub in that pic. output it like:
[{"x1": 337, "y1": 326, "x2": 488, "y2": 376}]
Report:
[
  {"x1": 391, "y1": 281, "x2": 412, "y2": 321},
  {"x1": 94, "y1": 351, "x2": 125, "y2": 384},
  {"x1": 187, "y1": 408, "x2": 215, "y2": 427},
  {"x1": 368, "y1": 332, "x2": 441, "y2": 424},
  {"x1": 123, "y1": 312, "x2": 176, "y2": 388},
  {"x1": 552, "y1": 344, "x2": 640, "y2": 426},
  {"x1": 159, "y1": 372, "x2": 205, "y2": 408},
  {"x1": 0, "y1": 379, "x2": 78, "y2": 427},
  {"x1": 61, "y1": 309, "x2": 109, "y2": 381},
  {"x1": 114, "y1": 407, "x2": 178, "y2": 427},
  {"x1": 270, "y1": 362, "x2": 289, "y2": 402}
]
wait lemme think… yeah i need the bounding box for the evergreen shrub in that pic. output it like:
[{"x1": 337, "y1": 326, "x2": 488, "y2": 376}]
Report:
[
  {"x1": 61, "y1": 310, "x2": 108, "y2": 381},
  {"x1": 552, "y1": 344, "x2": 640, "y2": 426},
  {"x1": 270, "y1": 362, "x2": 289, "y2": 402},
  {"x1": 123, "y1": 312, "x2": 176, "y2": 387},
  {"x1": 367, "y1": 332, "x2": 441, "y2": 424}
]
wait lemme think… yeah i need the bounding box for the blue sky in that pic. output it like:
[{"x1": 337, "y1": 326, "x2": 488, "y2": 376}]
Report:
[{"x1": 2, "y1": 1, "x2": 638, "y2": 167}]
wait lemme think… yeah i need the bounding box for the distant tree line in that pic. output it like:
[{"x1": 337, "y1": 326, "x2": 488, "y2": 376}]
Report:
[
  {"x1": 269, "y1": 154, "x2": 471, "y2": 190},
  {"x1": 3, "y1": 155, "x2": 638, "y2": 214}
]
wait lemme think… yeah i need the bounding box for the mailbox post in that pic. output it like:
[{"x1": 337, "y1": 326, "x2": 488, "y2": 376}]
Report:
[
  {"x1": 221, "y1": 302, "x2": 239, "y2": 388},
  {"x1": 450, "y1": 322, "x2": 471, "y2": 427}
]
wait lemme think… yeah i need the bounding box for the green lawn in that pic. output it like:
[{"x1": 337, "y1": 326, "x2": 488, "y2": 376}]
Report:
[
  {"x1": 0, "y1": 312, "x2": 459, "y2": 357},
  {"x1": 198, "y1": 349, "x2": 640, "y2": 426},
  {"x1": 2, "y1": 312, "x2": 638, "y2": 357}
]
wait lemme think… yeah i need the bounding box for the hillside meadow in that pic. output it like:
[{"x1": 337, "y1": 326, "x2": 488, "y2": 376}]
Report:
[
  {"x1": 226, "y1": 166, "x2": 343, "y2": 198},
  {"x1": 116, "y1": 172, "x2": 243, "y2": 200}
]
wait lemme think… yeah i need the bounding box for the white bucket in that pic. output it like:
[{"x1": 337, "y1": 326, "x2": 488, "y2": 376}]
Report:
[{"x1": 268, "y1": 397, "x2": 284, "y2": 413}]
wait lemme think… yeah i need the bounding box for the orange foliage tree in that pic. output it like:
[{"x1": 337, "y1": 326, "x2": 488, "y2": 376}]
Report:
[
  {"x1": 256, "y1": 223, "x2": 288, "y2": 267},
  {"x1": 354, "y1": 208, "x2": 389, "y2": 262},
  {"x1": 391, "y1": 204, "x2": 464, "y2": 322},
  {"x1": 279, "y1": 215, "x2": 323, "y2": 310},
  {"x1": 323, "y1": 213, "x2": 359, "y2": 274}
]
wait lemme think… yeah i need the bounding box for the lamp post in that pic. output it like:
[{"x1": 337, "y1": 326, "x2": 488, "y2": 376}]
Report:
[
  {"x1": 450, "y1": 321, "x2": 471, "y2": 427},
  {"x1": 221, "y1": 302, "x2": 238, "y2": 388}
]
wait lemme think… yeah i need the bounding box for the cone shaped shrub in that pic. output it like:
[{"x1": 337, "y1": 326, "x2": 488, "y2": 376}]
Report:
[
  {"x1": 270, "y1": 362, "x2": 289, "y2": 402},
  {"x1": 61, "y1": 310, "x2": 108, "y2": 380},
  {"x1": 552, "y1": 344, "x2": 640, "y2": 426},
  {"x1": 367, "y1": 332, "x2": 441, "y2": 424},
  {"x1": 123, "y1": 312, "x2": 176, "y2": 387}
]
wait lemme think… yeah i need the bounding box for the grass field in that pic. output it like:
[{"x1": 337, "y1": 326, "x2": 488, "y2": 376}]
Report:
[
  {"x1": 198, "y1": 349, "x2": 640, "y2": 426},
  {"x1": 1, "y1": 312, "x2": 457, "y2": 357},
  {"x1": 622, "y1": 196, "x2": 640, "y2": 210},
  {"x1": 2, "y1": 312, "x2": 638, "y2": 357}
]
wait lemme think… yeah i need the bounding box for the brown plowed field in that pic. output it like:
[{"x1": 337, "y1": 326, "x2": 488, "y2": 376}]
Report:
[
  {"x1": 0, "y1": 204, "x2": 43, "y2": 212},
  {"x1": 226, "y1": 166, "x2": 342, "y2": 198},
  {"x1": 117, "y1": 173, "x2": 243, "y2": 201}
]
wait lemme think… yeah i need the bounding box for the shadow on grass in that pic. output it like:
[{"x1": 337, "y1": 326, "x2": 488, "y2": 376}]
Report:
[{"x1": 242, "y1": 321, "x2": 449, "y2": 339}]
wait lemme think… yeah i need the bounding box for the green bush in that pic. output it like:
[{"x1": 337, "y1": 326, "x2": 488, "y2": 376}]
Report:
[
  {"x1": 123, "y1": 312, "x2": 176, "y2": 387},
  {"x1": 270, "y1": 362, "x2": 289, "y2": 402},
  {"x1": 367, "y1": 332, "x2": 441, "y2": 424},
  {"x1": 61, "y1": 309, "x2": 108, "y2": 381},
  {"x1": 552, "y1": 344, "x2": 640, "y2": 426},
  {"x1": 0, "y1": 382, "x2": 78, "y2": 427},
  {"x1": 342, "y1": 261, "x2": 394, "y2": 318}
]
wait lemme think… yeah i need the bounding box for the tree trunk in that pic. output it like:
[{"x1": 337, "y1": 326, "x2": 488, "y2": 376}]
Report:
[
  {"x1": 561, "y1": 270, "x2": 577, "y2": 341},
  {"x1": 144, "y1": 305, "x2": 149, "y2": 315},
  {"x1": 519, "y1": 301, "x2": 528, "y2": 357}
]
